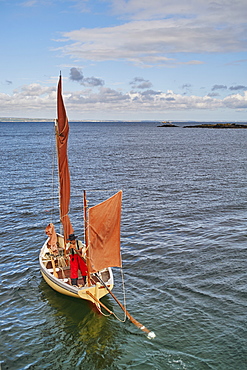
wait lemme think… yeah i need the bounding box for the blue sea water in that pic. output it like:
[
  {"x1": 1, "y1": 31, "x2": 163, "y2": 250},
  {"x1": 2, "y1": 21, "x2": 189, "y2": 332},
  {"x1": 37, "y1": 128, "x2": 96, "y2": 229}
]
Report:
[{"x1": 0, "y1": 121, "x2": 246, "y2": 369}]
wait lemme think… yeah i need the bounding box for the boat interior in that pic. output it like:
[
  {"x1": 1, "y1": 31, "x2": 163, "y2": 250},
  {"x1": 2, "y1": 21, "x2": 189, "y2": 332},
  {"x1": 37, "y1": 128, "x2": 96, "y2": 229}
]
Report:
[{"x1": 41, "y1": 234, "x2": 111, "y2": 287}]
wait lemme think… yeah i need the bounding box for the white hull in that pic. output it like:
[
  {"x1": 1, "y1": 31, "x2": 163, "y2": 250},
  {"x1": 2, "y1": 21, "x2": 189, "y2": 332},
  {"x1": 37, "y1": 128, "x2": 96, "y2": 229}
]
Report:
[{"x1": 39, "y1": 235, "x2": 114, "y2": 304}]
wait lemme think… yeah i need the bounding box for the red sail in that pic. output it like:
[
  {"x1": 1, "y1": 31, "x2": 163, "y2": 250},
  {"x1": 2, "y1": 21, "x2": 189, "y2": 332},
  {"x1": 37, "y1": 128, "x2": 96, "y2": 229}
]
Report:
[
  {"x1": 56, "y1": 75, "x2": 74, "y2": 241},
  {"x1": 88, "y1": 191, "x2": 122, "y2": 273}
]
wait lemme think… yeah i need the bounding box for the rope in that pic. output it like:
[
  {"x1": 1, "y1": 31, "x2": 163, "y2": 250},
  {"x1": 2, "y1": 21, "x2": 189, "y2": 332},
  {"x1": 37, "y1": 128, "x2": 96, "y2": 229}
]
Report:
[
  {"x1": 95, "y1": 271, "x2": 127, "y2": 323},
  {"x1": 112, "y1": 309, "x2": 127, "y2": 322},
  {"x1": 51, "y1": 127, "x2": 57, "y2": 223},
  {"x1": 47, "y1": 122, "x2": 57, "y2": 224},
  {"x1": 93, "y1": 276, "x2": 156, "y2": 338},
  {"x1": 120, "y1": 268, "x2": 127, "y2": 322},
  {"x1": 97, "y1": 306, "x2": 112, "y2": 317},
  {"x1": 86, "y1": 289, "x2": 126, "y2": 321}
]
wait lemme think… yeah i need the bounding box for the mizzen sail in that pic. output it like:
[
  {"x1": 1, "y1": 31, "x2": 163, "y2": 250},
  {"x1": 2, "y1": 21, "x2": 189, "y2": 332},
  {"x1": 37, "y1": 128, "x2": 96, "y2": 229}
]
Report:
[
  {"x1": 88, "y1": 191, "x2": 122, "y2": 273},
  {"x1": 56, "y1": 75, "x2": 73, "y2": 241}
]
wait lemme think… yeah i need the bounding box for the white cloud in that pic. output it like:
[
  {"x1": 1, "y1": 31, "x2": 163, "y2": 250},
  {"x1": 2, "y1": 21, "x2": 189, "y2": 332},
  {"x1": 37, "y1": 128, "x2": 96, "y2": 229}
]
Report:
[
  {"x1": 1, "y1": 83, "x2": 246, "y2": 118},
  {"x1": 21, "y1": 0, "x2": 38, "y2": 7},
  {"x1": 223, "y1": 91, "x2": 247, "y2": 109},
  {"x1": 109, "y1": 0, "x2": 247, "y2": 24},
  {"x1": 13, "y1": 84, "x2": 55, "y2": 97},
  {"x1": 0, "y1": 85, "x2": 56, "y2": 116},
  {"x1": 57, "y1": 0, "x2": 247, "y2": 66}
]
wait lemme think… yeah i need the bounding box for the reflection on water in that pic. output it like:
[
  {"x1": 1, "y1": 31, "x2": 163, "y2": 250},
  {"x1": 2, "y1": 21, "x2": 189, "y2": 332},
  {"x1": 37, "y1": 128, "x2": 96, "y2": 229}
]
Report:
[{"x1": 39, "y1": 281, "x2": 123, "y2": 369}]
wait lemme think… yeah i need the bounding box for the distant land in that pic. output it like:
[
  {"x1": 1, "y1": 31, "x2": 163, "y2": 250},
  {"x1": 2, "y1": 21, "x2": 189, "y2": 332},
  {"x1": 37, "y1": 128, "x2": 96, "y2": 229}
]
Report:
[
  {"x1": 183, "y1": 123, "x2": 247, "y2": 129},
  {"x1": 0, "y1": 117, "x2": 161, "y2": 123},
  {"x1": 1, "y1": 117, "x2": 247, "y2": 126},
  {"x1": 0, "y1": 117, "x2": 53, "y2": 122},
  {"x1": 158, "y1": 122, "x2": 247, "y2": 128}
]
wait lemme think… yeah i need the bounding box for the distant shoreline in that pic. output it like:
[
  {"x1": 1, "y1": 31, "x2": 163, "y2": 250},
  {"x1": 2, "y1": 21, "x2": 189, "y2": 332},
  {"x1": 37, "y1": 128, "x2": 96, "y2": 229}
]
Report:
[
  {"x1": 158, "y1": 122, "x2": 247, "y2": 129},
  {"x1": 1, "y1": 118, "x2": 247, "y2": 127}
]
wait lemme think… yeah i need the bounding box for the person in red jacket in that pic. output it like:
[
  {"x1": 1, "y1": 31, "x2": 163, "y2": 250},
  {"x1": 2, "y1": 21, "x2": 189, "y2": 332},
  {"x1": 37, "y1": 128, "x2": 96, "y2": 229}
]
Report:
[{"x1": 67, "y1": 234, "x2": 88, "y2": 286}]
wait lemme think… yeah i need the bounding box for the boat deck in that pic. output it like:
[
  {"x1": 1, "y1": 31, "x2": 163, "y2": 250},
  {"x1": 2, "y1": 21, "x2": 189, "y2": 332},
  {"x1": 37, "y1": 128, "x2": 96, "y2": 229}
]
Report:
[{"x1": 43, "y1": 252, "x2": 111, "y2": 287}]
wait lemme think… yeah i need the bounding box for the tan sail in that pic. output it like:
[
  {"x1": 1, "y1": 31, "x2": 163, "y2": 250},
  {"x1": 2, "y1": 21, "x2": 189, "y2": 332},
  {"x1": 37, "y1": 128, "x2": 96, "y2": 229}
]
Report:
[
  {"x1": 88, "y1": 191, "x2": 122, "y2": 273},
  {"x1": 56, "y1": 75, "x2": 74, "y2": 241}
]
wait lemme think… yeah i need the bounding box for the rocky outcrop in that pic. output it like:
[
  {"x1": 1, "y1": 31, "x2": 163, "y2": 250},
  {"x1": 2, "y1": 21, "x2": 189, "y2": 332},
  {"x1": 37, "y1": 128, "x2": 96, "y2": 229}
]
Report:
[
  {"x1": 157, "y1": 123, "x2": 178, "y2": 127},
  {"x1": 183, "y1": 123, "x2": 247, "y2": 129}
]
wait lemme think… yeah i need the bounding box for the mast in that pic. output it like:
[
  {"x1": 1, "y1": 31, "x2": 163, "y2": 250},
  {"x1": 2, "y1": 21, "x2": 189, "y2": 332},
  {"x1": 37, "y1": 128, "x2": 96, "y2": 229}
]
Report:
[
  {"x1": 56, "y1": 74, "x2": 74, "y2": 246},
  {"x1": 83, "y1": 190, "x2": 91, "y2": 286}
]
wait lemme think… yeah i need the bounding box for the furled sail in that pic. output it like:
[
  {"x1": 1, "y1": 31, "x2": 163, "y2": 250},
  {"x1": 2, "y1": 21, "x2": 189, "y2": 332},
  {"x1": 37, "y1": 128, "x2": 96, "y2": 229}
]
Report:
[
  {"x1": 45, "y1": 223, "x2": 58, "y2": 253},
  {"x1": 88, "y1": 191, "x2": 122, "y2": 273},
  {"x1": 56, "y1": 75, "x2": 74, "y2": 241}
]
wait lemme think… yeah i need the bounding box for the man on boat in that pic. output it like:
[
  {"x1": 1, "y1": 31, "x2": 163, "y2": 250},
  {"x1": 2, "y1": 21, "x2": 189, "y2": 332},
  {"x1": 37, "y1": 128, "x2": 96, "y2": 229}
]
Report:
[{"x1": 67, "y1": 234, "x2": 88, "y2": 286}]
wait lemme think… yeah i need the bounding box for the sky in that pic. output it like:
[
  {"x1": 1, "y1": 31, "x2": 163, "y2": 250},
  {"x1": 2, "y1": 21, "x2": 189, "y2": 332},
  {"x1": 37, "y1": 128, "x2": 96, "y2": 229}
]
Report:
[{"x1": 1, "y1": 0, "x2": 247, "y2": 121}]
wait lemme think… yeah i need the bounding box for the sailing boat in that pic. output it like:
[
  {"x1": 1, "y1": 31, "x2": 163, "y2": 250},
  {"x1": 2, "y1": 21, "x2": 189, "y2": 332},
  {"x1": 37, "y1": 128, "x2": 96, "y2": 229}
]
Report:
[
  {"x1": 39, "y1": 75, "x2": 155, "y2": 338},
  {"x1": 39, "y1": 74, "x2": 122, "y2": 305}
]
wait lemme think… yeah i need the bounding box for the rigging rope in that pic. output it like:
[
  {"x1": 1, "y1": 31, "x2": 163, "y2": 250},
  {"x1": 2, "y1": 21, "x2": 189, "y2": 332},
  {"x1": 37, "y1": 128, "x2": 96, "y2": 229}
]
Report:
[
  {"x1": 95, "y1": 270, "x2": 127, "y2": 323},
  {"x1": 119, "y1": 268, "x2": 127, "y2": 322},
  {"x1": 51, "y1": 126, "x2": 57, "y2": 224},
  {"x1": 47, "y1": 122, "x2": 57, "y2": 224}
]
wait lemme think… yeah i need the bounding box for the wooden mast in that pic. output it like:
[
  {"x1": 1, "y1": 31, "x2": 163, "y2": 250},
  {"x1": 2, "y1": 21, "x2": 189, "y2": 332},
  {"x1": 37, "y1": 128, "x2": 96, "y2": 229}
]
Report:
[
  {"x1": 83, "y1": 190, "x2": 91, "y2": 286},
  {"x1": 56, "y1": 74, "x2": 74, "y2": 248},
  {"x1": 54, "y1": 119, "x2": 64, "y2": 248}
]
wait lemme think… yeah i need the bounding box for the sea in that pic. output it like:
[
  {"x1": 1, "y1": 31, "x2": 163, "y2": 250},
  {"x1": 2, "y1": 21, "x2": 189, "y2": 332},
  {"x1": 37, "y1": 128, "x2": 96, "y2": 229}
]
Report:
[{"x1": 0, "y1": 121, "x2": 246, "y2": 370}]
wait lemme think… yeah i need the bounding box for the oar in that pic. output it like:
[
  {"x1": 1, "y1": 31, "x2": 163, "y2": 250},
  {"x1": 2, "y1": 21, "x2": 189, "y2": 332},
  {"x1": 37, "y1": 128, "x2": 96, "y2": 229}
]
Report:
[
  {"x1": 51, "y1": 256, "x2": 58, "y2": 278},
  {"x1": 95, "y1": 273, "x2": 156, "y2": 339}
]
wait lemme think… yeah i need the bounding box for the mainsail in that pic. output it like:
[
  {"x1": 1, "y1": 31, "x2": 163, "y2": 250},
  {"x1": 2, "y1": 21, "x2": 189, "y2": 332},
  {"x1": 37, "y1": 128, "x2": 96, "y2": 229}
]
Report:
[
  {"x1": 56, "y1": 75, "x2": 74, "y2": 242},
  {"x1": 88, "y1": 191, "x2": 122, "y2": 273}
]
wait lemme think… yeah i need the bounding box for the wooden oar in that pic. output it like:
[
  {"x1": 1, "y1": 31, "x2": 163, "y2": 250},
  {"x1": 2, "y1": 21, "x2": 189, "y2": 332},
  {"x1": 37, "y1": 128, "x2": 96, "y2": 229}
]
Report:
[
  {"x1": 51, "y1": 256, "x2": 58, "y2": 278},
  {"x1": 95, "y1": 273, "x2": 156, "y2": 339}
]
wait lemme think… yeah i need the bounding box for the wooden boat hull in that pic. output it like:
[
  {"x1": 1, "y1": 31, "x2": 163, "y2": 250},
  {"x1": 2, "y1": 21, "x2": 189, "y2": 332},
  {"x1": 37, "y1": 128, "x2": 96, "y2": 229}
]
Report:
[{"x1": 39, "y1": 237, "x2": 114, "y2": 304}]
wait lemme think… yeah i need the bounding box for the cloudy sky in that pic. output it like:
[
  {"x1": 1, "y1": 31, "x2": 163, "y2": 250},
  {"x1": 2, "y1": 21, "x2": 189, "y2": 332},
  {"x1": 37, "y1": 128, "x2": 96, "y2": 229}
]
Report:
[{"x1": 1, "y1": 0, "x2": 247, "y2": 121}]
